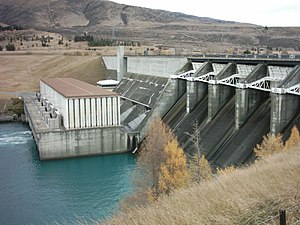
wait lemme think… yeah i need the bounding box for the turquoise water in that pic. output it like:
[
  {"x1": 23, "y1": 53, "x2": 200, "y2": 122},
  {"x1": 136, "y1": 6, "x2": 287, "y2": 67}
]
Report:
[{"x1": 0, "y1": 122, "x2": 136, "y2": 224}]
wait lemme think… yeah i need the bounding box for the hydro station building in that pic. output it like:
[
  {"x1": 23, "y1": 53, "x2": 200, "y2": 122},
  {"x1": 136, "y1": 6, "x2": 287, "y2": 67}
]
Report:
[{"x1": 24, "y1": 78, "x2": 128, "y2": 160}]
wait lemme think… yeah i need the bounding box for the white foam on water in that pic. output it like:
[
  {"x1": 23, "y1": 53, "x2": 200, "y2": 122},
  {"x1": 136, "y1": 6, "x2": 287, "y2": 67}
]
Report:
[{"x1": 0, "y1": 130, "x2": 33, "y2": 146}]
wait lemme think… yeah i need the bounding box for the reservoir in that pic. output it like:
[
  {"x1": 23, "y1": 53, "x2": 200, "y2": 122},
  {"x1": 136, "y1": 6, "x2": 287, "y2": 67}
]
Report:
[{"x1": 0, "y1": 122, "x2": 136, "y2": 224}]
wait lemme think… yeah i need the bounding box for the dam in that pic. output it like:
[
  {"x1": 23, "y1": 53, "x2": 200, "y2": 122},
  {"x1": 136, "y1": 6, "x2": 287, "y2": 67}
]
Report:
[
  {"x1": 103, "y1": 48, "x2": 300, "y2": 168},
  {"x1": 24, "y1": 47, "x2": 300, "y2": 166}
]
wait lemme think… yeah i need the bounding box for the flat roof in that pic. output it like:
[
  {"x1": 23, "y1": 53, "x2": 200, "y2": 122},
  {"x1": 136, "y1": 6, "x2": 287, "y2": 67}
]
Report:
[{"x1": 41, "y1": 78, "x2": 119, "y2": 98}]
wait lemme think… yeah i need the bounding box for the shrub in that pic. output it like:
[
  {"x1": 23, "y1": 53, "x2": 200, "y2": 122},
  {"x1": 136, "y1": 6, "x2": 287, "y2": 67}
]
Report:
[
  {"x1": 6, "y1": 43, "x2": 15, "y2": 51},
  {"x1": 7, "y1": 98, "x2": 24, "y2": 116}
]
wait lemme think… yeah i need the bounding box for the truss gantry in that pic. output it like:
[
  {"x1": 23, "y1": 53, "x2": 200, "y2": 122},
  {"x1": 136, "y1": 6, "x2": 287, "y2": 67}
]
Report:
[
  {"x1": 285, "y1": 83, "x2": 300, "y2": 96},
  {"x1": 217, "y1": 74, "x2": 243, "y2": 87},
  {"x1": 170, "y1": 66, "x2": 299, "y2": 96},
  {"x1": 170, "y1": 70, "x2": 196, "y2": 79}
]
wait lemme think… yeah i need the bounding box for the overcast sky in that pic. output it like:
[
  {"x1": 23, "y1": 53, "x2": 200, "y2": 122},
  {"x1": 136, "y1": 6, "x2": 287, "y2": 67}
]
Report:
[{"x1": 112, "y1": 0, "x2": 300, "y2": 27}]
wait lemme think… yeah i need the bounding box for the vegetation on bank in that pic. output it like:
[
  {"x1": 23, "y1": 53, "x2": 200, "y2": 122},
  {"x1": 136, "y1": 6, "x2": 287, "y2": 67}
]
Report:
[
  {"x1": 104, "y1": 122, "x2": 300, "y2": 225},
  {"x1": 6, "y1": 98, "x2": 24, "y2": 117}
]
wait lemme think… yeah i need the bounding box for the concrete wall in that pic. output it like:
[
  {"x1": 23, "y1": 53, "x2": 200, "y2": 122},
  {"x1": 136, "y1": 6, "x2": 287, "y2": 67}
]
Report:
[
  {"x1": 103, "y1": 56, "x2": 187, "y2": 77},
  {"x1": 38, "y1": 126, "x2": 127, "y2": 160},
  {"x1": 139, "y1": 78, "x2": 186, "y2": 138},
  {"x1": 40, "y1": 81, "x2": 68, "y2": 128},
  {"x1": 102, "y1": 56, "x2": 117, "y2": 70},
  {"x1": 127, "y1": 57, "x2": 187, "y2": 77}
]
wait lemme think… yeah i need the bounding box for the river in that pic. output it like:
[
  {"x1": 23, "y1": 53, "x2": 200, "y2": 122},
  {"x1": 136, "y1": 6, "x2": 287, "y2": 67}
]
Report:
[{"x1": 0, "y1": 122, "x2": 136, "y2": 224}]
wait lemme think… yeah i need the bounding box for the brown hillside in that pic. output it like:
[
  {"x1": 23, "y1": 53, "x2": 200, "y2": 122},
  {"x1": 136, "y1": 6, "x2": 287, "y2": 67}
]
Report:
[
  {"x1": 1, "y1": 0, "x2": 300, "y2": 53},
  {"x1": 0, "y1": 54, "x2": 106, "y2": 93}
]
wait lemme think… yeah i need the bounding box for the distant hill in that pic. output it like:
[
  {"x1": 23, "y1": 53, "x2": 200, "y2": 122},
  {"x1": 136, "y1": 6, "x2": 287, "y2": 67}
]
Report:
[{"x1": 1, "y1": 0, "x2": 300, "y2": 53}]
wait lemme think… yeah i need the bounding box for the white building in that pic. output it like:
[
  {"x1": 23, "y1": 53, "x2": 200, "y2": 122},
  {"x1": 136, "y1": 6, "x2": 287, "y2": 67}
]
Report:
[{"x1": 40, "y1": 78, "x2": 121, "y2": 129}]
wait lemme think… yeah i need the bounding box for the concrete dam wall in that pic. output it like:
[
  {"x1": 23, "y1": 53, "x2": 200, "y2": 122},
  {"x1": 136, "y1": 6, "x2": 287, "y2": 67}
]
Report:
[{"x1": 107, "y1": 53, "x2": 300, "y2": 168}]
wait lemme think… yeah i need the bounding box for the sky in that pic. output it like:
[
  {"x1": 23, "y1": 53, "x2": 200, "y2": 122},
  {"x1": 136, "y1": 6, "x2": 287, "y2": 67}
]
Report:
[{"x1": 112, "y1": 0, "x2": 300, "y2": 27}]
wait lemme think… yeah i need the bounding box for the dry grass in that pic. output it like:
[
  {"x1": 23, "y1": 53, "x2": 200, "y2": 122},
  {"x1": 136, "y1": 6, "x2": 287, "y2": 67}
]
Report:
[
  {"x1": 0, "y1": 53, "x2": 107, "y2": 94},
  {"x1": 106, "y1": 148, "x2": 300, "y2": 225}
]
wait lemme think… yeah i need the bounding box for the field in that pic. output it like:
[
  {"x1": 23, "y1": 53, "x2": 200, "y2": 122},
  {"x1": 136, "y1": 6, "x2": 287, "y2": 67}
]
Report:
[{"x1": 0, "y1": 52, "x2": 107, "y2": 94}]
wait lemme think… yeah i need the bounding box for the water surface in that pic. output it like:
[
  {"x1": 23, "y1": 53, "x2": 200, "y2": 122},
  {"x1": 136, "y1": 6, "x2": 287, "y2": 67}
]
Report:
[{"x1": 0, "y1": 122, "x2": 136, "y2": 224}]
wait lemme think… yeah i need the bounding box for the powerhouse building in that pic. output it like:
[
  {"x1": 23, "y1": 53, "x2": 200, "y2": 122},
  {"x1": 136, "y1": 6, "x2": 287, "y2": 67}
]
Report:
[
  {"x1": 24, "y1": 78, "x2": 128, "y2": 160},
  {"x1": 40, "y1": 78, "x2": 121, "y2": 129}
]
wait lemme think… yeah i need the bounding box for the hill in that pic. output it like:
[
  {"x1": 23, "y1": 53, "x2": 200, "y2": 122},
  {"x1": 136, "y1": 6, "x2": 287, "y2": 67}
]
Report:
[
  {"x1": 1, "y1": 0, "x2": 300, "y2": 53},
  {"x1": 107, "y1": 148, "x2": 300, "y2": 224}
]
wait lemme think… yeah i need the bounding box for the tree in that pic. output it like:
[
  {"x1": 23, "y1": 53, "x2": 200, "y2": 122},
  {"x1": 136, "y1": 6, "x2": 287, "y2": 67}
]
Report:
[
  {"x1": 186, "y1": 122, "x2": 202, "y2": 183},
  {"x1": 125, "y1": 119, "x2": 188, "y2": 205},
  {"x1": 243, "y1": 49, "x2": 251, "y2": 54},
  {"x1": 6, "y1": 43, "x2": 15, "y2": 51},
  {"x1": 284, "y1": 126, "x2": 300, "y2": 151},
  {"x1": 137, "y1": 119, "x2": 174, "y2": 200},
  {"x1": 254, "y1": 133, "x2": 284, "y2": 159},
  {"x1": 189, "y1": 154, "x2": 212, "y2": 182},
  {"x1": 158, "y1": 139, "x2": 189, "y2": 196}
]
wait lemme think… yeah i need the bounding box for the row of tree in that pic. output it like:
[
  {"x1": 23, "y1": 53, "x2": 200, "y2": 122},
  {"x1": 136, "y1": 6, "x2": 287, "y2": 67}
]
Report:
[
  {"x1": 88, "y1": 39, "x2": 141, "y2": 47},
  {"x1": 123, "y1": 118, "x2": 300, "y2": 208},
  {"x1": 74, "y1": 34, "x2": 141, "y2": 47},
  {"x1": 0, "y1": 25, "x2": 24, "y2": 32},
  {"x1": 74, "y1": 35, "x2": 94, "y2": 42}
]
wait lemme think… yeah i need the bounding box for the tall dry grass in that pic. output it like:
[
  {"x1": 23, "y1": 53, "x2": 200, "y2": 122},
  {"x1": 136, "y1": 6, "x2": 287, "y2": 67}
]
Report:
[{"x1": 105, "y1": 147, "x2": 300, "y2": 225}]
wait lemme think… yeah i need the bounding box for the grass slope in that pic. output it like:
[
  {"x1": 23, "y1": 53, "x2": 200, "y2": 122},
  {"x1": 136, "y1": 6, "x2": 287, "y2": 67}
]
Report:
[
  {"x1": 107, "y1": 148, "x2": 300, "y2": 224},
  {"x1": 0, "y1": 54, "x2": 106, "y2": 93}
]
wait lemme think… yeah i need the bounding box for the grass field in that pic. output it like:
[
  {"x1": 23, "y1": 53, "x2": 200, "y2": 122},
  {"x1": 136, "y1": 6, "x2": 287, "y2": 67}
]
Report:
[
  {"x1": 106, "y1": 148, "x2": 300, "y2": 225},
  {"x1": 0, "y1": 53, "x2": 107, "y2": 94}
]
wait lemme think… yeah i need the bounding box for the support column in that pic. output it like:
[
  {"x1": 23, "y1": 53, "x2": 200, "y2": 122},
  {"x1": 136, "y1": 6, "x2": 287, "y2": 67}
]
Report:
[
  {"x1": 117, "y1": 46, "x2": 127, "y2": 81},
  {"x1": 102, "y1": 97, "x2": 107, "y2": 126},
  {"x1": 97, "y1": 98, "x2": 101, "y2": 127},
  {"x1": 186, "y1": 80, "x2": 208, "y2": 113},
  {"x1": 271, "y1": 90, "x2": 300, "y2": 135},
  {"x1": 91, "y1": 98, "x2": 96, "y2": 127},
  {"x1": 69, "y1": 99, "x2": 74, "y2": 129},
  {"x1": 107, "y1": 97, "x2": 112, "y2": 126},
  {"x1": 112, "y1": 97, "x2": 117, "y2": 126},
  {"x1": 86, "y1": 98, "x2": 91, "y2": 127},
  {"x1": 80, "y1": 98, "x2": 85, "y2": 128},
  {"x1": 74, "y1": 98, "x2": 80, "y2": 128},
  {"x1": 235, "y1": 86, "x2": 268, "y2": 129},
  {"x1": 208, "y1": 82, "x2": 235, "y2": 121},
  {"x1": 64, "y1": 98, "x2": 69, "y2": 129}
]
